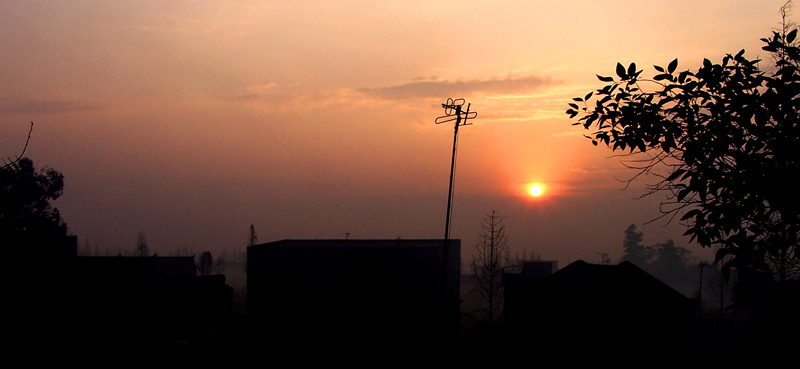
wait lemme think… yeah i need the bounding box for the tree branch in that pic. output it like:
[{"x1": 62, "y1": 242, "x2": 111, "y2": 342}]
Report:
[{"x1": 2, "y1": 122, "x2": 33, "y2": 169}]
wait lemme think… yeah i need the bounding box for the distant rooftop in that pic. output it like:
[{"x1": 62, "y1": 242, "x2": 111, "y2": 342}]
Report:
[{"x1": 249, "y1": 238, "x2": 457, "y2": 248}]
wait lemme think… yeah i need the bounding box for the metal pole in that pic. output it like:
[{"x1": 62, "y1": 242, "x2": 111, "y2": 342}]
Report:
[
  {"x1": 444, "y1": 104, "x2": 462, "y2": 241},
  {"x1": 434, "y1": 99, "x2": 475, "y2": 340},
  {"x1": 442, "y1": 104, "x2": 462, "y2": 341},
  {"x1": 696, "y1": 263, "x2": 704, "y2": 342}
]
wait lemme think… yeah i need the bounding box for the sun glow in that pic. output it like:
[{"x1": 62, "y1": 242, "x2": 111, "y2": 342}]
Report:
[{"x1": 530, "y1": 184, "x2": 543, "y2": 197}]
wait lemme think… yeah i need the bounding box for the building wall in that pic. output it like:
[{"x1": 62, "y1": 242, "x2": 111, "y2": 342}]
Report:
[
  {"x1": 247, "y1": 239, "x2": 460, "y2": 346},
  {"x1": 503, "y1": 260, "x2": 696, "y2": 347},
  {"x1": 21, "y1": 256, "x2": 231, "y2": 353}
]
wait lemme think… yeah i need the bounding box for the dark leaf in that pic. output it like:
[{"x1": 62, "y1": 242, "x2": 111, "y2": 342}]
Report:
[
  {"x1": 627, "y1": 62, "x2": 637, "y2": 77},
  {"x1": 678, "y1": 71, "x2": 690, "y2": 84},
  {"x1": 668, "y1": 58, "x2": 678, "y2": 74},
  {"x1": 666, "y1": 169, "x2": 686, "y2": 181},
  {"x1": 597, "y1": 75, "x2": 614, "y2": 82},
  {"x1": 616, "y1": 62, "x2": 627, "y2": 79},
  {"x1": 681, "y1": 209, "x2": 701, "y2": 221},
  {"x1": 677, "y1": 188, "x2": 691, "y2": 202}
]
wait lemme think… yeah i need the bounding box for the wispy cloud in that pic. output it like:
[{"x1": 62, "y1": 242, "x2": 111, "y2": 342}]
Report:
[
  {"x1": 552, "y1": 130, "x2": 589, "y2": 137},
  {"x1": 359, "y1": 76, "x2": 557, "y2": 100},
  {"x1": 228, "y1": 93, "x2": 263, "y2": 102},
  {"x1": 0, "y1": 99, "x2": 103, "y2": 115}
]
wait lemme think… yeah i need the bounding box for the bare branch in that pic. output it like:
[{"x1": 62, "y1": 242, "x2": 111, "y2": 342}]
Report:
[
  {"x1": 468, "y1": 210, "x2": 509, "y2": 335},
  {"x1": 2, "y1": 122, "x2": 33, "y2": 169}
]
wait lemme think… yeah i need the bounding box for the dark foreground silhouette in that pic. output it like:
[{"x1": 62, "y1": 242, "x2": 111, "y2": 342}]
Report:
[{"x1": 9, "y1": 241, "x2": 799, "y2": 362}]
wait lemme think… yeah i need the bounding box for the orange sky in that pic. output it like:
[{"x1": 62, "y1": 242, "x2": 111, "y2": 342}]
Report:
[{"x1": 1, "y1": 0, "x2": 790, "y2": 265}]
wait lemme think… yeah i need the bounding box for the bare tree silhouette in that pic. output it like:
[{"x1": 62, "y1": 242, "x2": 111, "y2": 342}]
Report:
[
  {"x1": 248, "y1": 224, "x2": 258, "y2": 246},
  {"x1": 135, "y1": 230, "x2": 150, "y2": 257},
  {"x1": 469, "y1": 210, "x2": 509, "y2": 336}
]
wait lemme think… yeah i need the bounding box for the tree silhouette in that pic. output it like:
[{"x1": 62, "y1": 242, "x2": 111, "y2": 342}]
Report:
[
  {"x1": 1, "y1": 156, "x2": 68, "y2": 251},
  {"x1": 650, "y1": 239, "x2": 696, "y2": 292},
  {"x1": 212, "y1": 249, "x2": 226, "y2": 274},
  {"x1": 1, "y1": 122, "x2": 33, "y2": 170},
  {"x1": 469, "y1": 210, "x2": 509, "y2": 336},
  {"x1": 651, "y1": 240, "x2": 691, "y2": 273},
  {"x1": 135, "y1": 230, "x2": 150, "y2": 257},
  {"x1": 248, "y1": 224, "x2": 258, "y2": 246},
  {"x1": 619, "y1": 224, "x2": 696, "y2": 293},
  {"x1": 198, "y1": 251, "x2": 213, "y2": 276},
  {"x1": 620, "y1": 224, "x2": 652, "y2": 267},
  {"x1": 567, "y1": 12, "x2": 800, "y2": 280}
]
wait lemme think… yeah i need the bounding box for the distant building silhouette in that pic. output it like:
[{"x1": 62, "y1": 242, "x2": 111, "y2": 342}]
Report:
[
  {"x1": 247, "y1": 239, "x2": 460, "y2": 348},
  {"x1": 14, "y1": 247, "x2": 233, "y2": 356},
  {"x1": 503, "y1": 260, "x2": 696, "y2": 348}
]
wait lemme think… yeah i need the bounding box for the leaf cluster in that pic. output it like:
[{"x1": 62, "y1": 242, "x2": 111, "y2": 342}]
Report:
[
  {"x1": 567, "y1": 28, "x2": 800, "y2": 280},
  {"x1": 0, "y1": 157, "x2": 68, "y2": 248}
]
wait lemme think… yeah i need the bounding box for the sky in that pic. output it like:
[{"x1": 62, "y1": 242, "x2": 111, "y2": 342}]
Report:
[{"x1": 1, "y1": 0, "x2": 791, "y2": 267}]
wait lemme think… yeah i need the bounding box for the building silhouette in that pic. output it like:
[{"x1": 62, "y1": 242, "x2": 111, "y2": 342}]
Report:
[
  {"x1": 503, "y1": 260, "x2": 696, "y2": 348},
  {"x1": 246, "y1": 239, "x2": 460, "y2": 349}
]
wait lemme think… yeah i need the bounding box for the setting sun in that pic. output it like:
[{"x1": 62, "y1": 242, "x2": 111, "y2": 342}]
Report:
[{"x1": 530, "y1": 184, "x2": 543, "y2": 197}]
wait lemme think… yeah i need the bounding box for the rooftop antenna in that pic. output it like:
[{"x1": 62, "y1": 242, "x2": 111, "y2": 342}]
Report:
[
  {"x1": 435, "y1": 98, "x2": 476, "y2": 332},
  {"x1": 597, "y1": 252, "x2": 610, "y2": 265},
  {"x1": 435, "y1": 98, "x2": 477, "y2": 241}
]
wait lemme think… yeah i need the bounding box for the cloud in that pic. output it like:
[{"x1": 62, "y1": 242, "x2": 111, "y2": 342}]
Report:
[
  {"x1": 227, "y1": 83, "x2": 310, "y2": 106},
  {"x1": 568, "y1": 166, "x2": 617, "y2": 175},
  {"x1": 359, "y1": 75, "x2": 557, "y2": 100},
  {"x1": 229, "y1": 93, "x2": 263, "y2": 102},
  {"x1": 0, "y1": 99, "x2": 103, "y2": 115},
  {"x1": 552, "y1": 130, "x2": 589, "y2": 137}
]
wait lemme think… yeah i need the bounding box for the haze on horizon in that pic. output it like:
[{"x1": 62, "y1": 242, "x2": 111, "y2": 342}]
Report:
[{"x1": 1, "y1": 1, "x2": 788, "y2": 266}]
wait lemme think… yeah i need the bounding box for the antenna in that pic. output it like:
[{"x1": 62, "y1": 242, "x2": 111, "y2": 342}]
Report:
[
  {"x1": 435, "y1": 98, "x2": 477, "y2": 240},
  {"x1": 435, "y1": 98, "x2": 477, "y2": 336}
]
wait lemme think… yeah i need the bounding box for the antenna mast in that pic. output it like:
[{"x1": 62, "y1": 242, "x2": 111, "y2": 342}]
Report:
[
  {"x1": 434, "y1": 98, "x2": 477, "y2": 340},
  {"x1": 435, "y1": 98, "x2": 477, "y2": 240}
]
